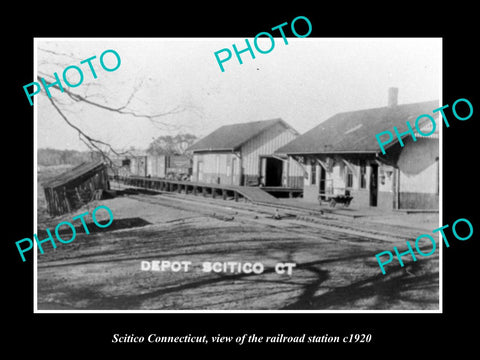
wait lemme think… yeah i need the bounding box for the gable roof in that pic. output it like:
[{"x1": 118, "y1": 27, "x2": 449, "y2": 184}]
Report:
[
  {"x1": 276, "y1": 100, "x2": 439, "y2": 155},
  {"x1": 188, "y1": 118, "x2": 298, "y2": 152},
  {"x1": 42, "y1": 160, "x2": 106, "y2": 189}
]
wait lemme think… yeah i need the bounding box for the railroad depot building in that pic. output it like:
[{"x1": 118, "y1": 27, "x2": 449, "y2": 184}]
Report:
[
  {"x1": 188, "y1": 118, "x2": 304, "y2": 187},
  {"x1": 276, "y1": 90, "x2": 439, "y2": 210}
]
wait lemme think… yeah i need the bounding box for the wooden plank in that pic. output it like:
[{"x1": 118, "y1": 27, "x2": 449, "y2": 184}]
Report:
[
  {"x1": 342, "y1": 159, "x2": 356, "y2": 174},
  {"x1": 75, "y1": 187, "x2": 84, "y2": 204},
  {"x1": 235, "y1": 187, "x2": 278, "y2": 203},
  {"x1": 64, "y1": 187, "x2": 71, "y2": 213}
]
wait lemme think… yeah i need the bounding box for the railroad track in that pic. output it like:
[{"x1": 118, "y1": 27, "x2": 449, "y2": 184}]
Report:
[{"x1": 124, "y1": 191, "x2": 422, "y2": 245}]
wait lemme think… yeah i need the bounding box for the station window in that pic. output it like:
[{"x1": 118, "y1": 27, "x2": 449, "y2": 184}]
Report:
[
  {"x1": 346, "y1": 168, "x2": 353, "y2": 188},
  {"x1": 311, "y1": 162, "x2": 316, "y2": 185},
  {"x1": 360, "y1": 162, "x2": 367, "y2": 189}
]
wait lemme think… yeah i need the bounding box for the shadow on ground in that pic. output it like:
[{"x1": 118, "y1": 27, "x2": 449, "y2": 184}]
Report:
[
  {"x1": 282, "y1": 260, "x2": 438, "y2": 310},
  {"x1": 38, "y1": 217, "x2": 152, "y2": 238}
]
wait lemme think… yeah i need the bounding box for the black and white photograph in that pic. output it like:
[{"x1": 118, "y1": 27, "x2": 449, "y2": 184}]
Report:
[
  {"x1": 6, "y1": 6, "x2": 479, "y2": 354},
  {"x1": 33, "y1": 37, "x2": 442, "y2": 312}
]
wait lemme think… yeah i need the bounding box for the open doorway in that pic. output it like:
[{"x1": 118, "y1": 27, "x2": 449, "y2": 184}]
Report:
[
  {"x1": 261, "y1": 157, "x2": 283, "y2": 187},
  {"x1": 370, "y1": 164, "x2": 378, "y2": 206},
  {"x1": 319, "y1": 165, "x2": 326, "y2": 200}
]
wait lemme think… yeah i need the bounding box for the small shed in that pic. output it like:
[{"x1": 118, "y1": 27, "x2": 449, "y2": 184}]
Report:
[{"x1": 42, "y1": 160, "x2": 109, "y2": 216}]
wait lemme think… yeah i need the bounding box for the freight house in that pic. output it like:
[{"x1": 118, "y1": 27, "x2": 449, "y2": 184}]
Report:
[
  {"x1": 188, "y1": 118, "x2": 304, "y2": 188},
  {"x1": 276, "y1": 88, "x2": 439, "y2": 210}
]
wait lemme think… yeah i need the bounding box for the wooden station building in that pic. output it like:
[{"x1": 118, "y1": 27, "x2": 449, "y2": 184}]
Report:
[{"x1": 276, "y1": 89, "x2": 439, "y2": 210}]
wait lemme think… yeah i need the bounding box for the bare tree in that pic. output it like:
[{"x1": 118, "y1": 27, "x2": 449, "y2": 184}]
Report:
[
  {"x1": 146, "y1": 133, "x2": 198, "y2": 156},
  {"x1": 35, "y1": 45, "x2": 187, "y2": 169}
]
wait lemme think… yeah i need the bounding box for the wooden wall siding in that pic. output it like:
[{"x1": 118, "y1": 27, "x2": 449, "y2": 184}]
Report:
[
  {"x1": 397, "y1": 138, "x2": 439, "y2": 194},
  {"x1": 198, "y1": 153, "x2": 230, "y2": 175},
  {"x1": 44, "y1": 167, "x2": 109, "y2": 216},
  {"x1": 129, "y1": 157, "x2": 136, "y2": 175},
  {"x1": 241, "y1": 123, "x2": 298, "y2": 176},
  {"x1": 288, "y1": 176, "x2": 304, "y2": 189},
  {"x1": 399, "y1": 192, "x2": 439, "y2": 209},
  {"x1": 288, "y1": 158, "x2": 305, "y2": 180},
  {"x1": 130, "y1": 156, "x2": 147, "y2": 177},
  {"x1": 192, "y1": 153, "x2": 241, "y2": 185},
  {"x1": 147, "y1": 156, "x2": 167, "y2": 178}
]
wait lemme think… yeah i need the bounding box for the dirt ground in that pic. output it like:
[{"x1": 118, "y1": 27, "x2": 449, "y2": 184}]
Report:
[{"x1": 36, "y1": 190, "x2": 440, "y2": 311}]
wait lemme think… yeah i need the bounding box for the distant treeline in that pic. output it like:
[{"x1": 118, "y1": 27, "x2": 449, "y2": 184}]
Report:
[{"x1": 38, "y1": 148, "x2": 103, "y2": 166}]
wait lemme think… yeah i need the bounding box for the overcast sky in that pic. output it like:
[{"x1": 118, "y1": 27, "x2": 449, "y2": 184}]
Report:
[{"x1": 36, "y1": 38, "x2": 441, "y2": 152}]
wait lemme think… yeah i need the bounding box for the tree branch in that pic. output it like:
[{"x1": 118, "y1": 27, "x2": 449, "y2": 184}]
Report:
[
  {"x1": 38, "y1": 47, "x2": 84, "y2": 62},
  {"x1": 45, "y1": 95, "x2": 131, "y2": 168},
  {"x1": 36, "y1": 75, "x2": 185, "y2": 124}
]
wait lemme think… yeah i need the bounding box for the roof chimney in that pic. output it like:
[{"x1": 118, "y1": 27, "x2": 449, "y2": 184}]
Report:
[{"x1": 388, "y1": 87, "x2": 398, "y2": 107}]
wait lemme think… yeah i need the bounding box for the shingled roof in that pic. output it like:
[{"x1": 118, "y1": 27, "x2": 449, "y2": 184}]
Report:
[
  {"x1": 276, "y1": 100, "x2": 439, "y2": 155},
  {"x1": 188, "y1": 118, "x2": 297, "y2": 152},
  {"x1": 42, "y1": 160, "x2": 106, "y2": 189}
]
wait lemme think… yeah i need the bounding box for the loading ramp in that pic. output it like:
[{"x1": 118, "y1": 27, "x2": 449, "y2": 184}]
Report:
[{"x1": 110, "y1": 175, "x2": 281, "y2": 205}]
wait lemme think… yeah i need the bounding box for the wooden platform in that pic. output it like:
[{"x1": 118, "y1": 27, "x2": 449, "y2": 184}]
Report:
[
  {"x1": 261, "y1": 186, "x2": 303, "y2": 198},
  {"x1": 234, "y1": 186, "x2": 279, "y2": 203},
  {"x1": 110, "y1": 175, "x2": 283, "y2": 204}
]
